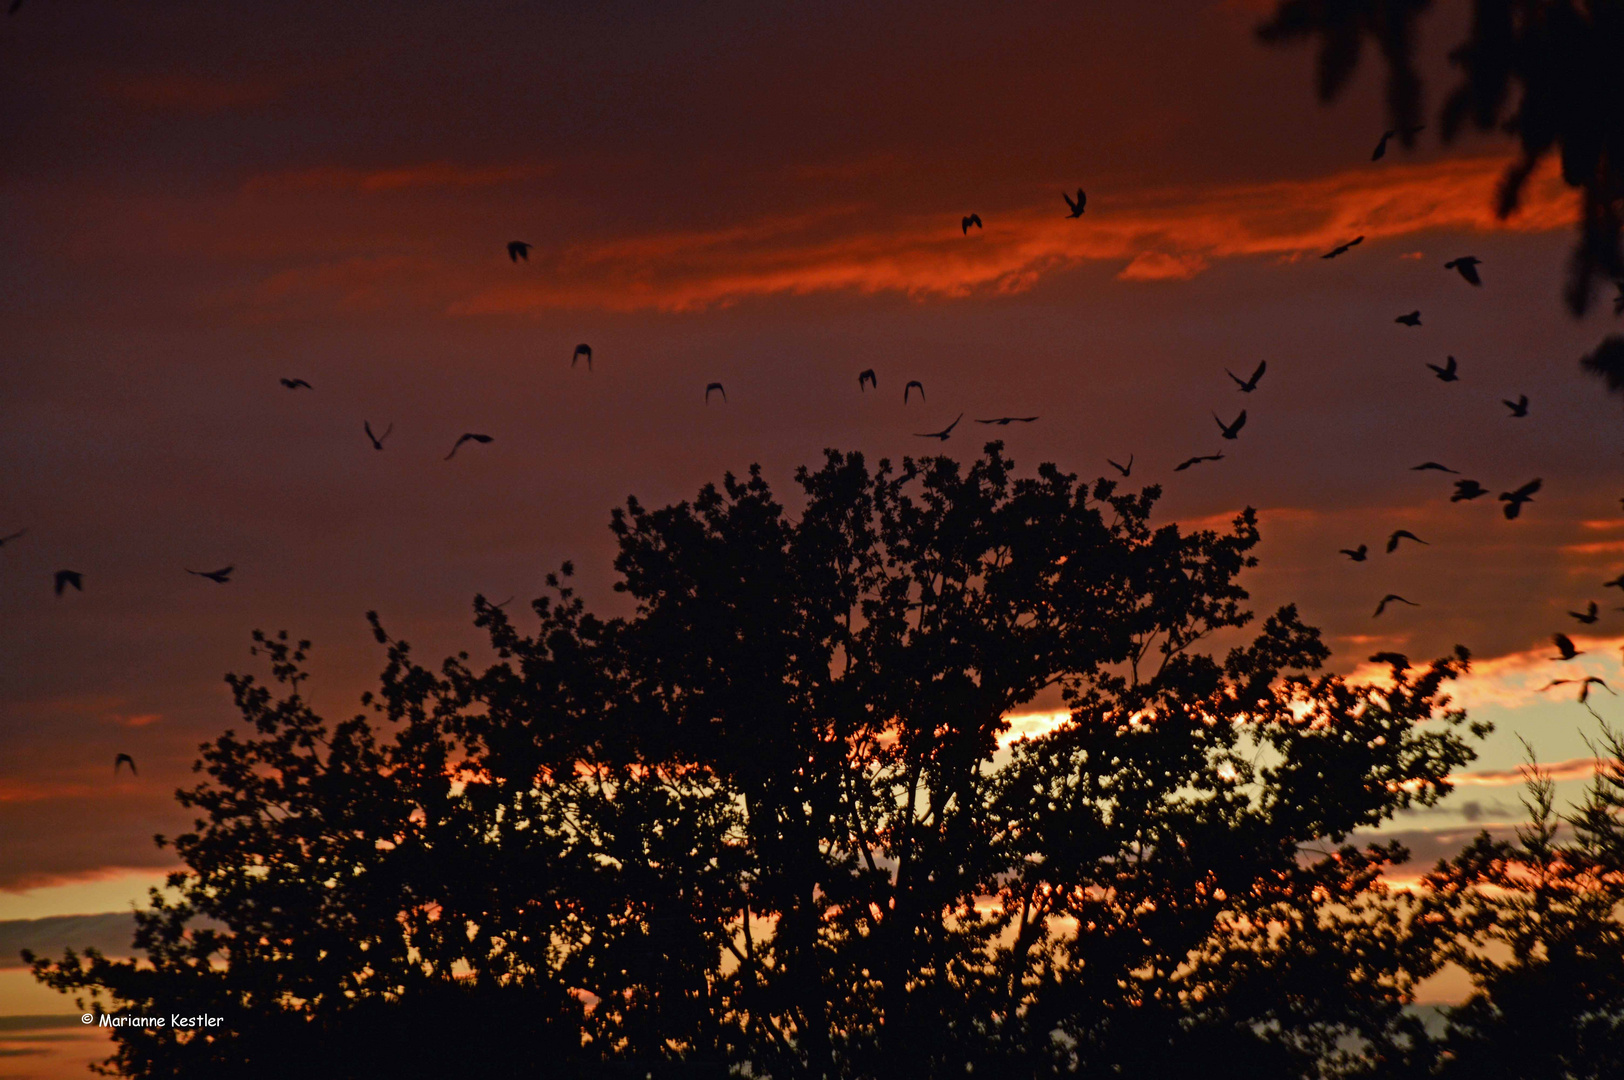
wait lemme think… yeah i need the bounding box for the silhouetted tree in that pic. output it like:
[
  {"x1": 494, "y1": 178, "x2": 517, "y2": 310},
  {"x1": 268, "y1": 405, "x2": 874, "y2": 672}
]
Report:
[
  {"x1": 1417, "y1": 735, "x2": 1624, "y2": 1078},
  {"x1": 31, "y1": 446, "x2": 1487, "y2": 1079},
  {"x1": 1261, "y1": 0, "x2": 1624, "y2": 317}
]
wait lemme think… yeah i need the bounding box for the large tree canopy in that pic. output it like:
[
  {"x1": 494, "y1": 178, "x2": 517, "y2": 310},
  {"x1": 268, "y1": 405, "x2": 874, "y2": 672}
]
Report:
[{"x1": 31, "y1": 446, "x2": 1493, "y2": 1079}]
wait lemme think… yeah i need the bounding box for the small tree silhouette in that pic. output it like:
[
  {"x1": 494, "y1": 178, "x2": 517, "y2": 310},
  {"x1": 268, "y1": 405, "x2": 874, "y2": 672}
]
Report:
[
  {"x1": 30, "y1": 446, "x2": 1487, "y2": 1079},
  {"x1": 1417, "y1": 735, "x2": 1624, "y2": 1078}
]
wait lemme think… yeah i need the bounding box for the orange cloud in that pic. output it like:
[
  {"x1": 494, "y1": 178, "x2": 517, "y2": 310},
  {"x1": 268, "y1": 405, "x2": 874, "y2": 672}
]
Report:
[
  {"x1": 1348, "y1": 633, "x2": 1624, "y2": 712},
  {"x1": 1453, "y1": 757, "x2": 1607, "y2": 787},
  {"x1": 0, "y1": 779, "x2": 102, "y2": 804},
  {"x1": 447, "y1": 153, "x2": 1574, "y2": 314}
]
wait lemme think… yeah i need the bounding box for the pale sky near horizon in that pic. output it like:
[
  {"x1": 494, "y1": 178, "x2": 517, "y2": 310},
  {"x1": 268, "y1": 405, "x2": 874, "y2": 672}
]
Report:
[{"x1": 5, "y1": 1, "x2": 1624, "y2": 1041}]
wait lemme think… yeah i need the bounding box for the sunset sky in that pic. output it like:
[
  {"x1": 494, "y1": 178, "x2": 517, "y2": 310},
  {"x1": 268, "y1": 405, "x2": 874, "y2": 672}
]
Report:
[{"x1": 5, "y1": 0, "x2": 1624, "y2": 1048}]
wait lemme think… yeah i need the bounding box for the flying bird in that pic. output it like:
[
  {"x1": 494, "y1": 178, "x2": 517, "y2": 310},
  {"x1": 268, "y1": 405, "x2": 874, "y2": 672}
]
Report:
[
  {"x1": 1568, "y1": 601, "x2": 1600, "y2": 625},
  {"x1": 1374, "y1": 594, "x2": 1419, "y2": 617},
  {"x1": 1605, "y1": 573, "x2": 1624, "y2": 592},
  {"x1": 1371, "y1": 126, "x2": 1424, "y2": 160},
  {"x1": 54, "y1": 570, "x2": 82, "y2": 596},
  {"x1": 1106, "y1": 455, "x2": 1133, "y2": 478},
  {"x1": 1395, "y1": 311, "x2": 1422, "y2": 327},
  {"x1": 1063, "y1": 189, "x2": 1087, "y2": 218},
  {"x1": 904, "y1": 380, "x2": 925, "y2": 404},
  {"x1": 1541, "y1": 676, "x2": 1614, "y2": 703},
  {"x1": 1426, "y1": 356, "x2": 1460, "y2": 382},
  {"x1": 365, "y1": 421, "x2": 393, "y2": 450},
  {"x1": 914, "y1": 414, "x2": 964, "y2": 441},
  {"x1": 507, "y1": 241, "x2": 532, "y2": 263},
  {"x1": 186, "y1": 566, "x2": 234, "y2": 584},
  {"x1": 0, "y1": 528, "x2": 25, "y2": 548},
  {"x1": 1173, "y1": 453, "x2": 1224, "y2": 472},
  {"x1": 1499, "y1": 478, "x2": 1542, "y2": 519},
  {"x1": 858, "y1": 369, "x2": 877, "y2": 392},
  {"x1": 976, "y1": 416, "x2": 1038, "y2": 425},
  {"x1": 1411, "y1": 462, "x2": 1459, "y2": 474},
  {"x1": 114, "y1": 754, "x2": 137, "y2": 777},
  {"x1": 1444, "y1": 256, "x2": 1483, "y2": 285},
  {"x1": 1214, "y1": 410, "x2": 1247, "y2": 440},
  {"x1": 1339, "y1": 545, "x2": 1369, "y2": 562},
  {"x1": 1502, "y1": 394, "x2": 1529, "y2": 417},
  {"x1": 962, "y1": 214, "x2": 982, "y2": 234},
  {"x1": 1321, "y1": 236, "x2": 1364, "y2": 259},
  {"x1": 445, "y1": 433, "x2": 494, "y2": 460},
  {"x1": 1451, "y1": 479, "x2": 1489, "y2": 502},
  {"x1": 1551, "y1": 633, "x2": 1583, "y2": 661},
  {"x1": 705, "y1": 382, "x2": 727, "y2": 403},
  {"x1": 279, "y1": 378, "x2": 312, "y2": 390},
  {"x1": 573, "y1": 344, "x2": 592, "y2": 370},
  {"x1": 1226, "y1": 361, "x2": 1267, "y2": 392},
  {"x1": 1387, "y1": 530, "x2": 1429, "y2": 553}
]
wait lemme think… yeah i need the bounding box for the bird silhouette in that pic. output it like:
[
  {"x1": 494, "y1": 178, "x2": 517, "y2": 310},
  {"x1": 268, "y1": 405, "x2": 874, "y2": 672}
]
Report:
[
  {"x1": 914, "y1": 414, "x2": 964, "y2": 441},
  {"x1": 1063, "y1": 189, "x2": 1087, "y2": 218},
  {"x1": 365, "y1": 421, "x2": 393, "y2": 450},
  {"x1": 1173, "y1": 452, "x2": 1224, "y2": 472},
  {"x1": 975, "y1": 416, "x2": 1038, "y2": 425},
  {"x1": 1551, "y1": 633, "x2": 1583, "y2": 661},
  {"x1": 113, "y1": 753, "x2": 137, "y2": 777},
  {"x1": 280, "y1": 378, "x2": 312, "y2": 390},
  {"x1": 1340, "y1": 545, "x2": 1369, "y2": 562},
  {"x1": 1395, "y1": 311, "x2": 1422, "y2": 327},
  {"x1": 1568, "y1": 601, "x2": 1600, "y2": 624},
  {"x1": 1502, "y1": 394, "x2": 1529, "y2": 417},
  {"x1": 8, "y1": 0, "x2": 23, "y2": 15},
  {"x1": 1411, "y1": 462, "x2": 1459, "y2": 474},
  {"x1": 904, "y1": 380, "x2": 925, "y2": 404},
  {"x1": 573, "y1": 344, "x2": 592, "y2": 370},
  {"x1": 1371, "y1": 126, "x2": 1424, "y2": 160},
  {"x1": 1451, "y1": 479, "x2": 1489, "y2": 501},
  {"x1": 1542, "y1": 676, "x2": 1614, "y2": 703},
  {"x1": 962, "y1": 214, "x2": 982, "y2": 234},
  {"x1": 0, "y1": 528, "x2": 25, "y2": 547},
  {"x1": 1426, "y1": 356, "x2": 1460, "y2": 382},
  {"x1": 54, "y1": 570, "x2": 82, "y2": 596},
  {"x1": 1605, "y1": 573, "x2": 1624, "y2": 592},
  {"x1": 1374, "y1": 594, "x2": 1419, "y2": 617},
  {"x1": 1226, "y1": 361, "x2": 1267, "y2": 392},
  {"x1": 1214, "y1": 410, "x2": 1247, "y2": 440},
  {"x1": 1106, "y1": 455, "x2": 1133, "y2": 478},
  {"x1": 445, "y1": 433, "x2": 494, "y2": 460},
  {"x1": 1499, "y1": 478, "x2": 1542, "y2": 519},
  {"x1": 186, "y1": 566, "x2": 234, "y2": 584},
  {"x1": 507, "y1": 241, "x2": 531, "y2": 263},
  {"x1": 1321, "y1": 236, "x2": 1364, "y2": 259},
  {"x1": 1387, "y1": 530, "x2": 1429, "y2": 552},
  {"x1": 705, "y1": 382, "x2": 727, "y2": 404},
  {"x1": 1444, "y1": 256, "x2": 1483, "y2": 285},
  {"x1": 858, "y1": 369, "x2": 877, "y2": 392}
]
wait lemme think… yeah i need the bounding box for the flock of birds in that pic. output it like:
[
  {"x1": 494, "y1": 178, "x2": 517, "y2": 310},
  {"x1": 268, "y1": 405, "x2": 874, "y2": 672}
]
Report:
[{"x1": 7, "y1": 125, "x2": 1621, "y2": 779}]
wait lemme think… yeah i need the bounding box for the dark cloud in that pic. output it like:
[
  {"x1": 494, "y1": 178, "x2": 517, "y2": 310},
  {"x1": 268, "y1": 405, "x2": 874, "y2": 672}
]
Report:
[{"x1": 0, "y1": 912, "x2": 138, "y2": 969}]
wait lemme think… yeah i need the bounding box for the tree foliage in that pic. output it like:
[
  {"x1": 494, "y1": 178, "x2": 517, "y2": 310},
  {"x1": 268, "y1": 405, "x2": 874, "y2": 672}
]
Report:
[
  {"x1": 30, "y1": 445, "x2": 1494, "y2": 1078},
  {"x1": 1260, "y1": 0, "x2": 1624, "y2": 317}
]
